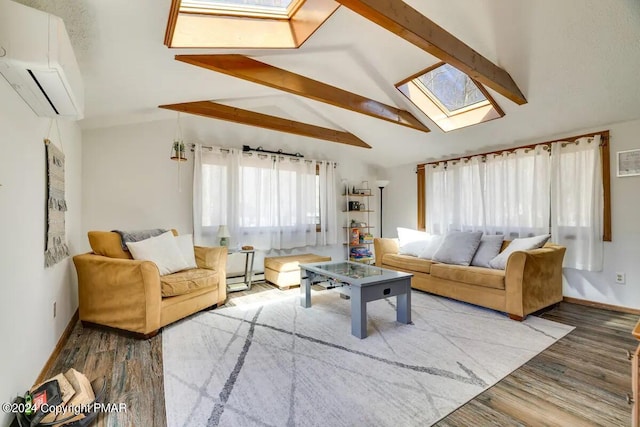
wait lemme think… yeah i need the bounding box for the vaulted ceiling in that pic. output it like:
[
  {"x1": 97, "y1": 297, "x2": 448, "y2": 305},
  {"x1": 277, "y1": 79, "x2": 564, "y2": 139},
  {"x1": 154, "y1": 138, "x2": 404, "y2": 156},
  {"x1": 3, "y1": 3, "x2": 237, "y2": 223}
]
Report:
[{"x1": 16, "y1": 0, "x2": 640, "y2": 168}]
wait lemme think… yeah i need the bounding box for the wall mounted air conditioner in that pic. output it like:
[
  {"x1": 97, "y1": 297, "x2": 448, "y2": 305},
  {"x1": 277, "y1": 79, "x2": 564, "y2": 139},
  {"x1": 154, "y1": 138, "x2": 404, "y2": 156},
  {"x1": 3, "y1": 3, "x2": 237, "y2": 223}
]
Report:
[{"x1": 0, "y1": 0, "x2": 84, "y2": 119}]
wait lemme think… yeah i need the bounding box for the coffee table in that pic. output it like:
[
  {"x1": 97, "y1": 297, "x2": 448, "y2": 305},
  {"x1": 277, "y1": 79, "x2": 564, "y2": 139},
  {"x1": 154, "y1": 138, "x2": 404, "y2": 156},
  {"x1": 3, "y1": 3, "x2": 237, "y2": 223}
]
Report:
[{"x1": 299, "y1": 261, "x2": 413, "y2": 339}]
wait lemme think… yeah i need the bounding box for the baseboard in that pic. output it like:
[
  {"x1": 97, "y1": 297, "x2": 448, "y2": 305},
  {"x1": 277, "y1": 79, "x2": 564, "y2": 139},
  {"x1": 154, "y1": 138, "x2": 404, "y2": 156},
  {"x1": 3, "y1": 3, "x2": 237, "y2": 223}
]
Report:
[
  {"x1": 35, "y1": 308, "x2": 79, "y2": 385},
  {"x1": 563, "y1": 296, "x2": 640, "y2": 315}
]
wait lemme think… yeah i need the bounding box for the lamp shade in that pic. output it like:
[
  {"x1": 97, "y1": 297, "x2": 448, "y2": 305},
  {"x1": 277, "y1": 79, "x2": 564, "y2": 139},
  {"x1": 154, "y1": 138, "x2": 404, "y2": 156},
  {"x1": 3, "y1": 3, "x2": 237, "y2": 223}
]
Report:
[
  {"x1": 375, "y1": 180, "x2": 390, "y2": 188},
  {"x1": 217, "y1": 225, "x2": 230, "y2": 238}
]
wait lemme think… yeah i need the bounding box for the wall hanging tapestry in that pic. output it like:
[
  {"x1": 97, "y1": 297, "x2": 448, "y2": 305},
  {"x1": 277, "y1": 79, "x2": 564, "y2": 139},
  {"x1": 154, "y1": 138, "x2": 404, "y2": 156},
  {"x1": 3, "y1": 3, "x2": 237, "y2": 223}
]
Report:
[{"x1": 44, "y1": 139, "x2": 69, "y2": 267}]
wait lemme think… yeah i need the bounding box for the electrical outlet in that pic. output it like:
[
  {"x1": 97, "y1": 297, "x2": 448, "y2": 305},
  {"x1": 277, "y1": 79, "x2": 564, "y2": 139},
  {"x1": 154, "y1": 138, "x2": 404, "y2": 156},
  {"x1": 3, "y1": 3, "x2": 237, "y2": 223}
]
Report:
[
  {"x1": 53, "y1": 301, "x2": 57, "y2": 318},
  {"x1": 615, "y1": 272, "x2": 626, "y2": 284}
]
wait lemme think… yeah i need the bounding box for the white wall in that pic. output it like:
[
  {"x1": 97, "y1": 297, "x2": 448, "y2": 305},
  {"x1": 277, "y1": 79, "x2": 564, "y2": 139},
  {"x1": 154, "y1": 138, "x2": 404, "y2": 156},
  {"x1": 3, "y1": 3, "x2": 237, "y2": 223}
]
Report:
[
  {"x1": 385, "y1": 118, "x2": 640, "y2": 311},
  {"x1": 82, "y1": 115, "x2": 380, "y2": 274},
  {"x1": 0, "y1": 79, "x2": 82, "y2": 424}
]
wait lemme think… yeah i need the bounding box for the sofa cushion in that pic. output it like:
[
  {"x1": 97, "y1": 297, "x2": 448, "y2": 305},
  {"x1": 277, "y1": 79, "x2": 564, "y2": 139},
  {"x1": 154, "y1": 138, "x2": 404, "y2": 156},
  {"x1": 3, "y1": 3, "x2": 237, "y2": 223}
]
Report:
[
  {"x1": 160, "y1": 268, "x2": 218, "y2": 297},
  {"x1": 432, "y1": 231, "x2": 483, "y2": 266},
  {"x1": 471, "y1": 234, "x2": 505, "y2": 268},
  {"x1": 431, "y1": 264, "x2": 506, "y2": 290},
  {"x1": 382, "y1": 254, "x2": 436, "y2": 274},
  {"x1": 88, "y1": 231, "x2": 133, "y2": 259},
  {"x1": 264, "y1": 254, "x2": 331, "y2": 273},
  {"x1": 489, "y1": 234, "x2": 551, "y2": 270}
]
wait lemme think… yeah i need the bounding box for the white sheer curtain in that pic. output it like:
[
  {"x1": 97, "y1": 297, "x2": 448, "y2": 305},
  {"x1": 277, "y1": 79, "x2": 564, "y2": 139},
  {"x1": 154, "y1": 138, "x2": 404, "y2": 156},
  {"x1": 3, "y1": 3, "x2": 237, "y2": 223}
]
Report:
[
  {"x1": 484, "y1": 145, "x2": 551, "y2": 238},
  {"x1": 425, "y1": 162, "x2": 448, "y2": 234},
  {"x1": 551, "y1": 135, "x2": 603, "y2": 271},
  {"x1": 237, "y1": 155, "x2": 317, "y2": 249},
  {"x1": 449, "y1": 156, "x2": 485, "y2": 232},
  {"x1": 318, "y1": 161, "x2": 338, "y2": 245},
  {"x1": 194, "y1": 144, "x2": 336, "y2": 250},
  {"x1": 193, "y1": 145, "x2": 239, "y2": 246}
]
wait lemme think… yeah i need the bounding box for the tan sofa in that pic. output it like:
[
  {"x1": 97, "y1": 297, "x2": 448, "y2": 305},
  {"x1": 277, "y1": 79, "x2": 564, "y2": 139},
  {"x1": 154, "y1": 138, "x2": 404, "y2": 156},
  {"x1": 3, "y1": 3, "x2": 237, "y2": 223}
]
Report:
[
  {"x1": 73, "y1": 231, "x2": 227, "y2": 337},
  {"x1": 374, "y1": 238, "x2": 566, "y2": 320}
]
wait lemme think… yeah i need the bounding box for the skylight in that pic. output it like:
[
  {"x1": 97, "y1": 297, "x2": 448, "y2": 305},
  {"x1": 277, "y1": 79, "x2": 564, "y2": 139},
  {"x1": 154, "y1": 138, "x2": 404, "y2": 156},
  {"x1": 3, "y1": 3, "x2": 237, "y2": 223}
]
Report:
[
  {"x1": 166, "y1": 0, "x2": 336, "y2": 48},
  {"x1": 396, "y1": 62, "x2": 504, "y2": 132},
  {"x1": 180, "y1": 0, "x2": 303, "y2": 19},
  {"x1": 415, "y1": 63, "x2": 489, "y2": 116}
]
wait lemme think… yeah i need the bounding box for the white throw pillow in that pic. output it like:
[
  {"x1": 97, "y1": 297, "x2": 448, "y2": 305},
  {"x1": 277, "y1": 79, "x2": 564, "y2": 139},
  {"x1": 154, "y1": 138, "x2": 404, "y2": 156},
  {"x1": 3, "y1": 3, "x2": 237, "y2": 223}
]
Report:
[
  {"x1": 432, "y1": 231, "x2": 483, "y2": 266},
  {"x1": 398, "y1": 240, "x2": 429, "y2": 257},
  {"x1": 126, "y1": 231, "x2": 189, "y2": 275},
  {"x1": 397, "y1": 227, "x2": 430, "y2": 253},
  {"x1": 488, "y1": 234, "x2": 551, "y2": 270},
  {"x1": 174, "y1": 234, "x2": 198, "y2": 269},
  {"x1": 417, "y1": 234, "x2": 445, "y2": 260}
]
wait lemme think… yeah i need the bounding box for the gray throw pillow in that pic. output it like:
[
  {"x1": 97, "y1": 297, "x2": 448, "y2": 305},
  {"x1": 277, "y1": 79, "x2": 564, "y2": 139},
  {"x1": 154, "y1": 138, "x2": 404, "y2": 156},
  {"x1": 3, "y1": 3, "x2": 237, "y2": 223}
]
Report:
[
  {"x1": 488, "y1": 234, "x2": 551, "y2": 270},
  {"x1": 470, "y1": 235, "x2": 505, "y2": 268},
  {"x1": 432, "y1": 231, "x2": 483, "y2": 266}
]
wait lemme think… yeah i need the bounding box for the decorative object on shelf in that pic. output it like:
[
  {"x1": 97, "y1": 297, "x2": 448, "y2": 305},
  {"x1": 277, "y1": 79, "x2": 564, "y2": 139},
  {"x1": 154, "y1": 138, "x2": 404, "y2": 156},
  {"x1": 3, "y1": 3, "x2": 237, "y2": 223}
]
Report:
[
  {"x1": 348, "y1": 201, "x2": 360, "y2": 211},
  {"x1": 375, "y1": 180, "x2": 390, "y2": 237},
  {"x1": 361, "y1": 233, "x2": 374, "y2": 244},
  {"x1": 170, "y1": 113, "x2": 187, "y2": 192},
  {"x1": 359, "y1": 203, "x2": 366, "y2": 211},
  {"x1": 350, "y1": 228, "x2": 360, "y2": 245},
  {"x1": 217, "y1": 225, "x2": 230, "y2": 247},
  {"x1": 170, "y1": 140, "x2": 187, "y2": 162}
]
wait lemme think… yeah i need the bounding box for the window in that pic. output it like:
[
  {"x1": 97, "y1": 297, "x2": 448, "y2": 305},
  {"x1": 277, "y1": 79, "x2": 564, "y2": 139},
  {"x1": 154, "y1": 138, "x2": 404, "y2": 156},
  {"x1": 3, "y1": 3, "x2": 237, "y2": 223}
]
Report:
[
  {"x1": 165, "y1": 0, "x2": 338, "y2": 48},
  {"x1": 396, "y1": 62, "x2": 504, "y2": 132},
  {"x1": 194, "y1": 146, "x2": 337, "y2": 250},
  {"x1": 180, "y1": 0, "x2": 304, "y2": 19},
  {"x1": 415, "y1": 63, "x2": 489, "y2": 115},
  {"x1": 417, "y1": 131, "x2": 612, "y2": 271}
]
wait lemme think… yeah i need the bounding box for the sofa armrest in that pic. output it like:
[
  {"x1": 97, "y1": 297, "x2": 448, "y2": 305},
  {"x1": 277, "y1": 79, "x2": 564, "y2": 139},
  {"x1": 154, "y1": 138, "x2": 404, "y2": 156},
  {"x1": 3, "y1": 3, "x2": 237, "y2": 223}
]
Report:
[
  {"x1": 73, "y1": 253, "x2": 162, "y2": 334},
  {"x1": 374, "y1": 238, "x2": 399, "y2": 267},
  {"x1": 504, "y1": 245, "x2": 566, "y2": 318},
  {"x1": 194, "y1": 246, "x2": 228, "y2": 304}
]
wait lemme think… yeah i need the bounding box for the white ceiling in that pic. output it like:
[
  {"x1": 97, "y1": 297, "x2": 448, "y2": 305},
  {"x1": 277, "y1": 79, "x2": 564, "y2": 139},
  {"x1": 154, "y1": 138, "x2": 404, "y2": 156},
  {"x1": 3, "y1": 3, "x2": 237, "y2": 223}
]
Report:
[{"x1": 16, "y1": 0, "x2": 640, "y2": 167}]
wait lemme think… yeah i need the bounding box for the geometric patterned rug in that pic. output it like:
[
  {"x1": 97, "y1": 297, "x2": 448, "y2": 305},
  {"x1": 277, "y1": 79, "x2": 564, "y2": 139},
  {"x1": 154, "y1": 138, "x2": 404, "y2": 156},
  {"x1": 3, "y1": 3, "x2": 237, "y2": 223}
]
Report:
[{"x1": 163, "y1": 289, "x2": 573, "y2": 426}]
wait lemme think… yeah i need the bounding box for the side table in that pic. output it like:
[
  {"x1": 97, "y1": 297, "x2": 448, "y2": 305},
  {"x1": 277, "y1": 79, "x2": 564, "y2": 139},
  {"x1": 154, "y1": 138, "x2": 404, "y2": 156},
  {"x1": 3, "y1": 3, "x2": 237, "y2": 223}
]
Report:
[{"x1": 226, "y1": 249, "x2": 256, "y2": 293}]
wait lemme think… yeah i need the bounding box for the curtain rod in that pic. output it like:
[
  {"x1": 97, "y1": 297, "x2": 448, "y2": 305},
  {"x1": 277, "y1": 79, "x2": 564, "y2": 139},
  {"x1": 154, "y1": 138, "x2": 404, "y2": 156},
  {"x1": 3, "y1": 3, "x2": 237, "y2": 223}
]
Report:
[
  {"x1": 242, "y1": 144, "x2": 303, "y2": 158},
  {"x1": 188, "y1": 143, "x2": 338, "y2": 166},
  {"x1": 188, "y1": 143, "x2": 302, "y2": 158},
  {"x1": 418, "y1": 130, "x2": 609, "y2": 168}
]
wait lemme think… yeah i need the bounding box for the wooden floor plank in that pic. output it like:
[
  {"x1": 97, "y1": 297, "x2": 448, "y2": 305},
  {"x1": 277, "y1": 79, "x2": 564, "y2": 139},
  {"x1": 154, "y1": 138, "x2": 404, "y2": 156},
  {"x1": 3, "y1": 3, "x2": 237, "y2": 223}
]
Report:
[{"x1": 36, "y1": 287, "x2": 636, "y2": 426}]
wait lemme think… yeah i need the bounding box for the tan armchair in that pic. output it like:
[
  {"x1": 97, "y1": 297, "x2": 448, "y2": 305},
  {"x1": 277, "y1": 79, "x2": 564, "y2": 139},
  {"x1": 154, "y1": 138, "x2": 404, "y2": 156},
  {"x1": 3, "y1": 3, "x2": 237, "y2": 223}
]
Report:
[{"x1": 73, "y1": 231, "x2": 227, "y2": 337}]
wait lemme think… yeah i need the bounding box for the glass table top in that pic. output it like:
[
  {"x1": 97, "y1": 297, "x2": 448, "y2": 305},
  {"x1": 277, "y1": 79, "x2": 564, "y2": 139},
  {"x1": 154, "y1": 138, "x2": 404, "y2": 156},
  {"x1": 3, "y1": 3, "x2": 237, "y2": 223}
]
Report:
[
  {"x1": 300, "y1": 261, "x2": 412, "y2": 287},
  {"x1": 312, "y1": 261, "x2": 384, "y2": 279}
]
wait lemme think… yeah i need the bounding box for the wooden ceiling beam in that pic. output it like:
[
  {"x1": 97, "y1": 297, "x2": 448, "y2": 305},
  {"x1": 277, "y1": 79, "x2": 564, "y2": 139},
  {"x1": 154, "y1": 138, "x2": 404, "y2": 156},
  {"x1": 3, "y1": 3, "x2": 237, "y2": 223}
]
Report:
[
  {"x1": 333, "y1": 0, "x2": 527, "y2": 105},
  {"x1": 174, "y1": 54, "x2": 430, "y2": 133},
  {"x1": 159, "y1": 101, "x2": 372, "y2": 149}
]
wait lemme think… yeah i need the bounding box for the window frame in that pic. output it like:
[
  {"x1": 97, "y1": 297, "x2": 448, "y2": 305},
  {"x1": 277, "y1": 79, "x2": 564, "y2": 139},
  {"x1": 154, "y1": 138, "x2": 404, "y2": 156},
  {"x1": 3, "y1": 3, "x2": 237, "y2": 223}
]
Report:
[{"x1": 396, "y1": 62, "x2": 504, "y2": 132}]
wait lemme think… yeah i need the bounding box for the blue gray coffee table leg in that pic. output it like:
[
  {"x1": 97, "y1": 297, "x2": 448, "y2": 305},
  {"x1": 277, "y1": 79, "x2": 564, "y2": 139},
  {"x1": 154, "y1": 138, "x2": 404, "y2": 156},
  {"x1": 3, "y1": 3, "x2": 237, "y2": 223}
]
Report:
[
  {"x1": 351, "y1": 289, "x2": 367, "y2": 339},
  {"x1": 396, "y1": 280, "x2": 411, "y2": 324},
  {"x1": 351, "y1": 277, "x2": 412, "y2": 339},
  {"x1": 300, "y1": 267, "x2": 312, "y2": 308}
]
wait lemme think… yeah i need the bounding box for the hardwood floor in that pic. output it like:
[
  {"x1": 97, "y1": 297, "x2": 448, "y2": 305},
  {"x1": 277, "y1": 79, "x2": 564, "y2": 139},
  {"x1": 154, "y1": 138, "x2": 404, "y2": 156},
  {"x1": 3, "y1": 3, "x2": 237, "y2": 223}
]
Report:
[{"x1": 40, "y1": 285, "x2": 637, "y2": 426}]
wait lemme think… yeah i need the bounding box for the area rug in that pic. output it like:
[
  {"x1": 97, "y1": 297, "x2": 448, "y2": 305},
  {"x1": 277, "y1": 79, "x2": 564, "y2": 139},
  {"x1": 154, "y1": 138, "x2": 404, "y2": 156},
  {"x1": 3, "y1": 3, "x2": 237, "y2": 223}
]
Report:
[{"x1": 163, "y1": 289, "x2": 573, "y2": 427}]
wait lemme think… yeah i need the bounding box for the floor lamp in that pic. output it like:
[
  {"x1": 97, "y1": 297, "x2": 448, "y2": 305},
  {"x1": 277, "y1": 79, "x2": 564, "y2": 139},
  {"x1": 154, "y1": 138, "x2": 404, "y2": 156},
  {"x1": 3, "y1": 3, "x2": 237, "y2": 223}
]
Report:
[{"x1": 375, "y1": 180, "x2": 389, "y2": 237}]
